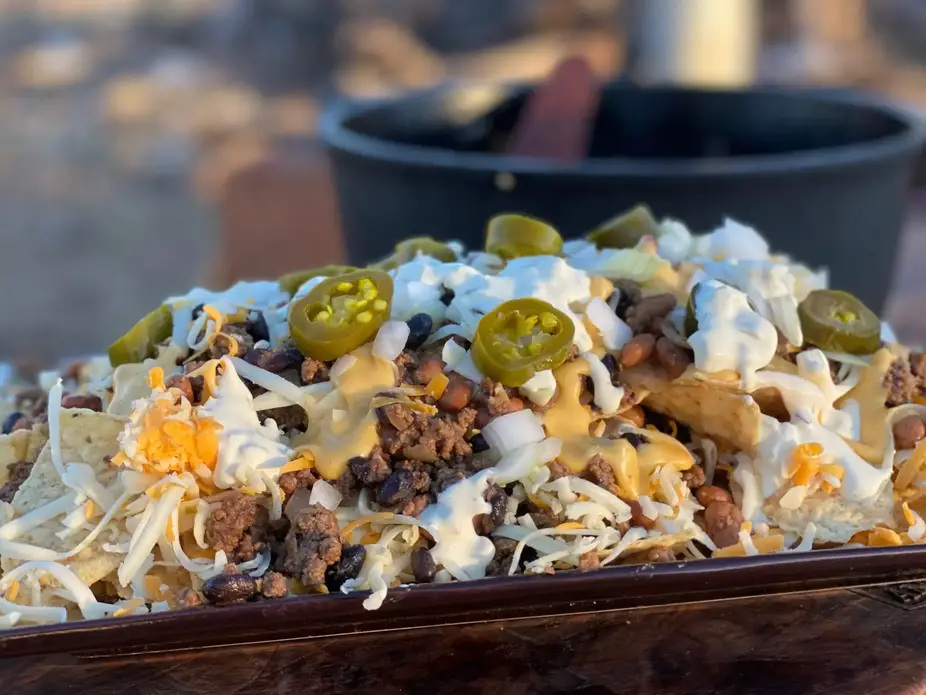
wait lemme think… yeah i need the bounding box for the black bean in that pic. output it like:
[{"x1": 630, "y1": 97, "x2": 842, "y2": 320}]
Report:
[
  {"x1": 377, "y1": 469, "x2": 416, "y2": 506},
  {"x1": 405, "y1": 313, "x2": 434, "y2": 350},
  {"x1": 202, "y1": 572, "x2": 258, "y2": 605},
  {"x1": 191, "y1": 303, "x2": 205, "y2": 320},
  {"x1": 469, "y1": 432, "x2": 489, "y2": 453},
  {"x1": 601, "y1": 353, "x2": 618, "y2": 379},
  {"x1": 326, "y1": 544, "x2": 366, "y2": 591},
  {"x1": 248, "y1": 312, "x2": 270, "y2": 343},
  {"x1": 2, "y1": 412, "x2": 23, "y2": 435},
  {"x1": 624, "y1": 433, "x2": 648, "y2": 448},
  {"x1": 410, "y1": 547, "x2": 437, "y2": 583},
  {"x1": 440, "y1": 288, "x2": 455, "y2": 306}
]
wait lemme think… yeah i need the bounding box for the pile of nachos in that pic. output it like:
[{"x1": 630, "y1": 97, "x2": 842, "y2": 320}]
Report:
[{"x1": 0, "y1": 205, "x2": 922, "y2": 628}]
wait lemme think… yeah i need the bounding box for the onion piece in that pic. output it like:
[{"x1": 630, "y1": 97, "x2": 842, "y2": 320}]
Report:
[
  {"x1": 581, "y1": 352, "x2": 624, "y2": 414},
  {"x1": 284, "y1": 487, "x2": 314, "y2": 522},
  {"x1": 373, "y1": 321, "x2": 410, "y2": 361},
  {"x1": 309, "y1": 479, "x2": 343, "y2": 511},
  {"x1": 482, "y1": 410, "x2": 546, "y2": 457}
]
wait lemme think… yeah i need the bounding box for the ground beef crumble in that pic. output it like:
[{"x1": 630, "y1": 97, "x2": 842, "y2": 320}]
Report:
[
  {"x1": 0, "y1": 460, "x2": 33, "y2": 503},
  {"x1": 205, "y1": 491, "x2": 272, "y2": 563},
  {"x1": 485, "y1": 538, "x2": 520, "y2": 577},
  {"x1": 379, "y1": 404, "x2": 476, "y2": 463},
  {"x1": 279, "y1": 504, "x2": 342, "y2": 586},
  {"x1": 884, "y1": 356, "x2": 925, "y2": 407}
]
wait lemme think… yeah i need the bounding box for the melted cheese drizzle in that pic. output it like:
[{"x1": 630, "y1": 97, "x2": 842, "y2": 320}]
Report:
[
  {"x1": 542, "y1": 359, "x2": 693, "y2": 498},
  {"x1": 835, "y1": 348, "x2": 893, "y2": 463},
  {"x1": 295, "y1": 345, "x2": 396, "y2": 480}
]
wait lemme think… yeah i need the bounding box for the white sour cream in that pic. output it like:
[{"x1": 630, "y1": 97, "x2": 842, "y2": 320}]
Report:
[
  {"x1": 688, "y1": 279, "x2": 778, "y2": 388},
  {"x1": 198, "y1": 359, "x2": 292, "y2": 489}
]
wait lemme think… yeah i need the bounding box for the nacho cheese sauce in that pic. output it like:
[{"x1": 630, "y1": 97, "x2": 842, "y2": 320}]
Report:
[{"x1": 0, "y1": 211, "x2": 919, "y2": 628}]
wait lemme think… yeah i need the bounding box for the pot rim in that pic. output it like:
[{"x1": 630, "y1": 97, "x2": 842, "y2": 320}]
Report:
[{"x1": 320, "y1": 82, "x2": 926, "y2": 179}]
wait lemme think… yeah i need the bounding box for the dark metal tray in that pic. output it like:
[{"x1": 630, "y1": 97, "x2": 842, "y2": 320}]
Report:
[{"x1": 3, "y1": 545, "x2": 926, "y2": 660}]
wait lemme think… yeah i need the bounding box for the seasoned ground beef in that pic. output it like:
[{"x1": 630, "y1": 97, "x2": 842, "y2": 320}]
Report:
[
  {"x1": 258, "y1": 405, "x2": 308, "y2": 432},
  {"x1": 485, "y1": 538, "x2": 520, "y2": 577},
  {"x1": 207, "y1": 324, "x2": 254, "y2": 359},
  {"x1": 300, "y1": 358, "x2": 330, "y2": 384},
  {"x1": 431, "y1": 465, "x2": 472, "y2": 496},
  {"x1": 400, "y1": 494, "x2": 430, "y2": 517},
  {"x1": 884, "y1": 358, "x2": 920, "y2": 407},
  {"x1": 578, "y1": 549, "x2": 600, "y2": 571},
  {"x1": 280, "y1": 504, "x2": 342, "y2": 586},
  {"x1": 278, "y1": 467, "x2": 318, "y2": 497},
  {"x1": 332, "y1": 468, "x2": 359, "y2": 497},
  {"x1": 0, "y1": 460, "x2": 33, "y2": 503},
  {"x1": 379, "y1": 405, "x2": 476, "y2": 463},
  {"x1": 547, "y1": 460, "x2": 570, "y2": 481},
  {"x1": 584, "y1": 454, "x2": 620, "y2": 497},
  {"x1": 244, "y1": 346, "x2": 304, "y2": 373},
  {"x1": 682, "y1": 464, "x2": 706, "y2": 489},
  {"x1": 478, "y1": 380, "x2": 526, "y2": 418},
  {"x1": 260, "y1": 571, "x2": 289, "y2": 599},
  {"x1": 394, "y1": 350, "x2": 419, "y2": 383},
  {"x1": 349, "y1": 446, "x2": 392, "y2": 486},
  {"x1": 205, "y1": 492, "x2": 271, "y2": 562}
]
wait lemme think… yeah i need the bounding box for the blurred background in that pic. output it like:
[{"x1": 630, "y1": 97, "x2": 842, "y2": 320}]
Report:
[{"x1": 2, "y1": 0, "x2": 926, "y2": 368}]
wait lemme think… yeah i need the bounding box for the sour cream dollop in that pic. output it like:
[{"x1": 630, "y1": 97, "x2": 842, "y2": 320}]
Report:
[{"x1": 687, "y1": 279, "x2": 778, "y2": 388}]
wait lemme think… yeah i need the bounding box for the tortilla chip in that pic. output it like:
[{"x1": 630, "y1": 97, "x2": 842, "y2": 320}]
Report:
[
  {"x1": 0, "y1": 425, "x2": 49, "y2": 486},
  {"x1": 766, "y1": 484, "x2": 896, "y2": 544},
  {"x1": 1, "y1": 410, "x2": 126, "y2": 585},
  {"x1": 108, "y1": 343, "x2": 185, "y2": 418},
  {"x1": 624, "y1": 364, "x2": 764, "y2": 453}
]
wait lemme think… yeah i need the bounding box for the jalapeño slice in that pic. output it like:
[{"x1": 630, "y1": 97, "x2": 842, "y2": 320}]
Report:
[
  {"x1": 108, "y1": 305, "x2": 173, "y2": 367},
  {"x1": 485, "y1": 214, "x2": 563, "y2": 260},
  {"x1": 797, "y1": 289, "x2": 880, "y2": 354},
  {"x1": 279, "y1": 265, "x2": 358, "y2": 296},
  {"x1": 288, "y1": 270, "x2": 394, "y2": 361},
  {"x1": 472, "y1": 298, "x2": 575, "y2": 387},
  {"x1": 586, "y1": 204, "x2": 660, "y2": 250}
]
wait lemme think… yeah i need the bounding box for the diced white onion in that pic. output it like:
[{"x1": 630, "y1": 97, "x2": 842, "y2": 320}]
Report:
[
  {"x1": 482, "y1": 410, "x2": 546, "y2": 457},
  {"x1": 284, "y1": 487, "x2": 313, "y2": 522},
  {"x1": 494, "y1": 437, "x2": 561, "y2": 485},
  {"x1": 519, "y1": 370, "x2": 557, "y2": 407},
  {"x1": 779, "y1": 485, "x2": 808, "y2": 510},
  {"x1": 309, "y1": 479, "x2": 343, "y2": 511},
  {"x1": 373, "y1": 321, "x2": 410, "y2": 361},
  {"x1": 441, "y1": 340, "x2": 483, "y2": 383}
]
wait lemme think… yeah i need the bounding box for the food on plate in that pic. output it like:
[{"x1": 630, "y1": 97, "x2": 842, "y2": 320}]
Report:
[{"x1": 0, "y1": 207, "x2": 921, "y2": 628}]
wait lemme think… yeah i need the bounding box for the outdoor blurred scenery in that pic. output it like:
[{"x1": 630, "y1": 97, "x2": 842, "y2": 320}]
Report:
[{"x1": 2, "y1": 0, "x2": 926, "y2": 368}]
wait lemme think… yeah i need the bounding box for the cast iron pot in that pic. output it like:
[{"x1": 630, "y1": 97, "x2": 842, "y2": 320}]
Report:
[{"x1": 321, "y1": 83, "x2": 926, "y2": 314}]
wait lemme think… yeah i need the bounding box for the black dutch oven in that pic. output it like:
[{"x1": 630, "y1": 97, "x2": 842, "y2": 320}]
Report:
[{"x1": 320, "y1": 83, "x2": 926, "y2": 314}]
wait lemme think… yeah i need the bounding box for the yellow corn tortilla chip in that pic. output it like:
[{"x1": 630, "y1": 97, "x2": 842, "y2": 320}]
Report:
[
  {"x1": 618, "y1": 530, "x2": 697, "y2": 564},
  {"x1": 766, "y1": 485, "x2": 896, "y2": 545},
  {"x1": 623, "y1": 364, "x2": 765, "y2": 453},
  {"x1": 108, "y1": 343, "x2": 185, "y2": 418},
  {"x1": 1, "y1": 409, "x2": 126, "y2": 586},
  {"x1": 0, "y1": 425, "x2": 49, "y2": 486}
]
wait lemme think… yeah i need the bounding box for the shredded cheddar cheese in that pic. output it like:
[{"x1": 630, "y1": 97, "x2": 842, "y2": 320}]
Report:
[
  {"x1": 425, "y1": 373, "x2": 449, "y2": 400},
  {"x1": 280, "y1": 455, "x2": 314, "y2": 475},
  {"x1": 112, "y1": 598, "x2": 145, "y2": 618},
  {"x1": 554, "y1": 522, "x2": 586, "y2": 531},
  {"x1": 147, "y1": 367, "x2": 165, "y2": 390},
  {"x1": 340, "y1": 512, "x2": 397, "y2": 540},
  {"x1": 896, "y1": 439, "x2": 926, "y2": 491},
  {"x1": 5, "y1": 580, "x2": 20, "y2": 602},
  {"x1": 713, "y1": 534, "x2": 784, "y2": 558}
]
